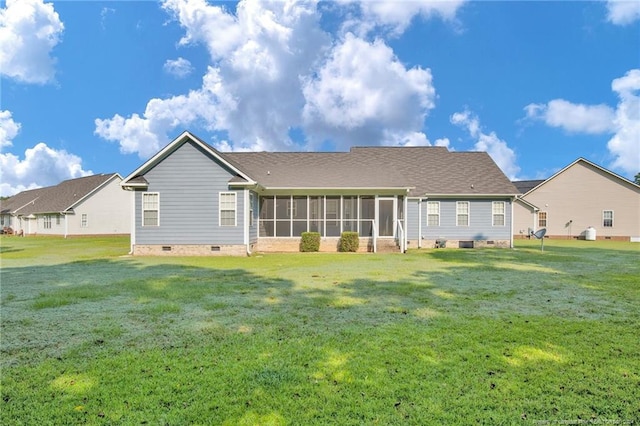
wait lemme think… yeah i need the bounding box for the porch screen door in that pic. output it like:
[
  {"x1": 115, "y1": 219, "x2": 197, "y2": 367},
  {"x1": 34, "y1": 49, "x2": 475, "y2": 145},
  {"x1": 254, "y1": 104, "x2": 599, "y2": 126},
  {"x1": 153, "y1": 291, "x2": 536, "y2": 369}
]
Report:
[{"x1": 378, "y1": 199, "x2": 394, "y2": 237}]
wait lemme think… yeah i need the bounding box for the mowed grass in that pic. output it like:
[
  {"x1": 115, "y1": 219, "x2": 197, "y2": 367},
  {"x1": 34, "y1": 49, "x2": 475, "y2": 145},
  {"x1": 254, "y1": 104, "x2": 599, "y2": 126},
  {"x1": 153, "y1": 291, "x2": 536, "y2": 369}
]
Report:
[{"x1": 1, "y1": 236, "x2": 639, "y2": 425}]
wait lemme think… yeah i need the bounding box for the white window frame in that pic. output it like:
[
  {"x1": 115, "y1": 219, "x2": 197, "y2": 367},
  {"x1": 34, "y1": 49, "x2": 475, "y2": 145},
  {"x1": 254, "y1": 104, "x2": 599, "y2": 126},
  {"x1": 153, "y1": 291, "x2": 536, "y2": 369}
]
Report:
[
  {"x1": 81, "y1": 213, "x2": 88, "y2": 228},
  {"x1": 456, "y1": 201, "x2": 470, "y2": 227},
  {"x1": 538, "y1": 211, "x2": 547, "y2": 228},
  {"x1": 43, "y1": 215, "x2": 52, "y2": 229},
  {"x1": 219, "y1": 192, "x2": 237, "y2": 227},
  {"x1": 603, "y1": 210, "x2": 613, "y2": 228},
  {"x1": 142, "y1": 192, "x2": 159, "y2": 227},
  {"x1": 492, "y1": 201, "x2": 506, "y2": 227},
  {"x1": 426, "y1": 201, "x2": 440, "y2": 226}
]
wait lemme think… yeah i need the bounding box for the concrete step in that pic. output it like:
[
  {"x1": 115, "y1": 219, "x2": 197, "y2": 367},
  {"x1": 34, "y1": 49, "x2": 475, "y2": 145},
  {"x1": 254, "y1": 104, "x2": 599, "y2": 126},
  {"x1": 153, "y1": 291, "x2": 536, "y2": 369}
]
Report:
[{"x1": 375, "y1": 239, "x2": 401, "y2": 253}]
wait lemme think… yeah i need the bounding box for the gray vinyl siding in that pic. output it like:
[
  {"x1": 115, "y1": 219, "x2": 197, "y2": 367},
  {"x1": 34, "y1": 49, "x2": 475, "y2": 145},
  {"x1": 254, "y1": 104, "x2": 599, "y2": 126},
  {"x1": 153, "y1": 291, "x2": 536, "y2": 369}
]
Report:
[
  {"x1": 135, "y1": 141, "x2": 245, "y2": 245},
  {"x1": 408, "y1": 198, "x2": 512, "y2": 241}
]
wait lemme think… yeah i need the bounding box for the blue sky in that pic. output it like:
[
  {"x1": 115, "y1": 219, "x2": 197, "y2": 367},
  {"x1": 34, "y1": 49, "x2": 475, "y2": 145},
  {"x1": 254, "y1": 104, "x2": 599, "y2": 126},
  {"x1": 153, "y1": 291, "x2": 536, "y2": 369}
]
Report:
[{"x1": 1, "y1": 0, "x2": 639, "y2": 196}]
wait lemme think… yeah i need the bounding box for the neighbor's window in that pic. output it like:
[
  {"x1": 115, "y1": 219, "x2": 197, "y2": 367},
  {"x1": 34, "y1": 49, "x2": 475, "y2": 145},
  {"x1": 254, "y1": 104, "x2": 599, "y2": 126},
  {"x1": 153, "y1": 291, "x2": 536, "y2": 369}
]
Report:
[
  {"x1": 456, "y1": 201, "x2": 469, "y2": 226},
  {"x1": 603, "y1": 210, "x2": 613, "y2": 227},
  {"x1": 56, "y1": 214, "x2": 61, "y2": 225},
  {"x1": 142, "y1": 192, "x2": 159, "y2": 226},
  {"x1": 538, "y1": 211, "x2": 547, "y2": 228},
  {"x1": 43, "y1": 215, "x2": 52, "y2": 229},
  {"x1": 427, "y1": 201, "x2": 440, "y2": 226},
  {"x1": 219, "y1": 192, "x2": 237, "y2": 226},
  {"x1": 81, "y1": 214, "x2": 88, "y2": 228},
  {"x1": 492, "y1": 201, "x2": 505, "y2": 226}
]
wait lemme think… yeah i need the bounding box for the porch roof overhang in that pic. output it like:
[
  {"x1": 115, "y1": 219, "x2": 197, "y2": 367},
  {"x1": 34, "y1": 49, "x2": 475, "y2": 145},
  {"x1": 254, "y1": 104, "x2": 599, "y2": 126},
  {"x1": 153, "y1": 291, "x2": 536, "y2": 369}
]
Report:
[{"x1": 256, "y1": 186, "x2": 414, "y2": 196}]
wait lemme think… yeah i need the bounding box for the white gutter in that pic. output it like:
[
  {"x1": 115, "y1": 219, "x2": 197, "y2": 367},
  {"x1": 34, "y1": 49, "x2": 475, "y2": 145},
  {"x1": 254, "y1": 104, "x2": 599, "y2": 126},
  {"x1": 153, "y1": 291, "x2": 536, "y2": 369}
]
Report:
[{"x1": 510, "y1": 197, "x2": 514, "y2": 248}]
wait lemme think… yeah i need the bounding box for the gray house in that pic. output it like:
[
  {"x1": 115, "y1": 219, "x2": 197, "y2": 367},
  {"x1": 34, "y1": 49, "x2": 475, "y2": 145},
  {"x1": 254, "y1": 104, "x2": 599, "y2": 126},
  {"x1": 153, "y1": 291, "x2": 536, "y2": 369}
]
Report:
[
  {"x1": 1, "y1": 173, "x2": 131, "y2": 237},
  {"x1": 121, "y1": 131, "x2": 519, "y2": 255}
]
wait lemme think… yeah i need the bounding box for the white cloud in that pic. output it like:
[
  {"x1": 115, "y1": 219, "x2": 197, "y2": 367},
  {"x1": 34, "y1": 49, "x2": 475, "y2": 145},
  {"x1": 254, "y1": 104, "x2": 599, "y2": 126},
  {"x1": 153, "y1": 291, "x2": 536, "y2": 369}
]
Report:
[
  {"x1": 608, "y1": 69, "x2": 640, "y2": 174},
  {"x1": 451, "y1": 110, "x2": 520, "y2": 179},
  {"x1": 605, "y1": 0, "x2": 640, "y2": 25},
  {"x1": 524, "y1": 69, "x2": 640, "y2": 176},
  {"x1": 163, "y1": 57, "x2": 193, "y2": 78},
  {"x1": 95, "y1": 0, "x2": 453, "y2": 156},
  {"x1": 355, "y1": 0, "x2": 466, "y2": 36},
  {"x1": 0, "y1": 143, "x2": 92, "y2": 197},
  {"x1": 0, "y1": 0, "x2": 64, "y2": 84},
  {"x1": 524, "y1": 100, "x2": 616, "y2": 134},
  {"x1": 0, "y1": 110, "x2": 21, "y2": 148},
  {"x1": 302, "y1": 33, "x2": 435, "y2": 150},
  {"x1": 96, "y1": 0, "x2": 330, "y2": 155}
]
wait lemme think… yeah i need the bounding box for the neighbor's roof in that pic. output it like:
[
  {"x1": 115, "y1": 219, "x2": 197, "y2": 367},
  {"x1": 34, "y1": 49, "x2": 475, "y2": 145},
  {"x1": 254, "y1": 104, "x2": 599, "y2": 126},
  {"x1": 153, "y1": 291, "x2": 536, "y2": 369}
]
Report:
[
  {"x1": 1, "y1": 174, "x2": 120, "y2": 216},
  {"x1": 511, "y1": 180, "x2": 546, "y2": 194},
  {"x1": 224, "y1": 146, "x2": 519, "y2": 196}
]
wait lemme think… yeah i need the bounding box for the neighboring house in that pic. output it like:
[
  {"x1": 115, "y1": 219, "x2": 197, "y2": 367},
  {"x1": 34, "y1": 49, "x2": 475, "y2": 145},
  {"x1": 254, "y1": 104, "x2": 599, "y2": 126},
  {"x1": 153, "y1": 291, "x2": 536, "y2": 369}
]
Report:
[
  {"x1": 0, "y1": 174, "x2": 131, "y2": 237},
  {"x1": 121, "y1": 131, "x2": 519, "y2": 255},
  {"x1": 513, "y1": 158, "x2": 640, "y2": 241}
]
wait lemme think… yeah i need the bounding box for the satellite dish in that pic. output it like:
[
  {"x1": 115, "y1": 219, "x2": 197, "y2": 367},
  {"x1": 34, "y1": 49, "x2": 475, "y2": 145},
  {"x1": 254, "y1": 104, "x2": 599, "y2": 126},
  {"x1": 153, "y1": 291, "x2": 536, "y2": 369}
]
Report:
[
  {"x1": 532, "y1": 228, "x2": 546, "y2": 239},
  {"x1": 531, "y1": 228, "x2": 546, "y2": 251}
]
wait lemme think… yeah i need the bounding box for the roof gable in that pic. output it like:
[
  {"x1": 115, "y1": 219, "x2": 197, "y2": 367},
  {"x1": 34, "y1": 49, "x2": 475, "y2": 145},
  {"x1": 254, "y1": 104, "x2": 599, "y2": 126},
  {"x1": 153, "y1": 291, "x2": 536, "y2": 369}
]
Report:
[
  {"x1": 522, "y1": 158, "x2": 640, "y2": 197},
  {"x1": 121, "y1": 131, "x2": 255, "y2": 188}
]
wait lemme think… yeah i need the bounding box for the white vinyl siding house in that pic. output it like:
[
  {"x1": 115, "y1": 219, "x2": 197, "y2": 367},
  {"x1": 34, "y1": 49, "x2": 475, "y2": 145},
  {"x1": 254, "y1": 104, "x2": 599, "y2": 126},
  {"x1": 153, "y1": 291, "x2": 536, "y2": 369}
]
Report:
[{"x1": 1, "y1": 174, "x2": 131, "y2": 237}]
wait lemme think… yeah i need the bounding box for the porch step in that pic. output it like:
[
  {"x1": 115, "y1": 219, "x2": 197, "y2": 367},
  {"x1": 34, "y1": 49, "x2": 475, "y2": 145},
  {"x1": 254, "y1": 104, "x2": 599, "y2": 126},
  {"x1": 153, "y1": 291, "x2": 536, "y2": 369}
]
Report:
[{"x1": 375, "y1": 239, "x2": 401, "y2": 253}]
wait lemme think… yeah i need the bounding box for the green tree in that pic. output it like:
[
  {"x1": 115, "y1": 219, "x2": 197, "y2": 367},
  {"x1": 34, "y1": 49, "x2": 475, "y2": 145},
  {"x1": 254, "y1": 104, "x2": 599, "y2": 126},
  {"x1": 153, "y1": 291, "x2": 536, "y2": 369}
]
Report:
[{"x1": 635, "y1": 172, "x2": 640, "y2": 185}]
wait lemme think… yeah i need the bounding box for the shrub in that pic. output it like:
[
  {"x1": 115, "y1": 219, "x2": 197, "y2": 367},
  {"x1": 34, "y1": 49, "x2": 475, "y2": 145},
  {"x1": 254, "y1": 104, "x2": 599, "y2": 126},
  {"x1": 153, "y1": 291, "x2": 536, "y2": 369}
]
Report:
[
  {"x1": 300, "y1": 232, "x2": 320, "y2": 252},
  {"x1": 339, "y1": 232, "x2": 359, "y2": 252}
]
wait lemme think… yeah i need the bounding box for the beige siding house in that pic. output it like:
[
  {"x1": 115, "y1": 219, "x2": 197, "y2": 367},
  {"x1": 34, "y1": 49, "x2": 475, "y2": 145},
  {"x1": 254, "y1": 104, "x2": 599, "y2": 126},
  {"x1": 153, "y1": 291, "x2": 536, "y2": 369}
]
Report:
[
  {"x1": 0, "y1": 174, "x2": 131, "y2": 237},
  {"x1": 513, "y1": 159, "x2": 640, "y2": 241}
]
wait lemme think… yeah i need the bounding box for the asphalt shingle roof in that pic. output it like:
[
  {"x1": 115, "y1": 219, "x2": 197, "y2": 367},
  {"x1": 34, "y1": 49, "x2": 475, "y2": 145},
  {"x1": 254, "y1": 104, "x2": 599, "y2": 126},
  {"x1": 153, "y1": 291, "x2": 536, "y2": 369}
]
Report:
[
  {"x1": 224, "y1": 146, "x2": 518, "y2": 196},
  {"x1": 511, "y1": 179, "x2": 546, "y2": 194}
]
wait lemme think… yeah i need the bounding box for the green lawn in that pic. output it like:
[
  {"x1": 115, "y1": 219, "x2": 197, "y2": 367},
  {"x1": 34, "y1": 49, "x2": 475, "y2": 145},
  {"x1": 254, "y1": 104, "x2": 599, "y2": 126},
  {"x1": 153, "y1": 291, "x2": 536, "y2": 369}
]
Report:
[{"x1": 1, "y1": 236, "x2": 639, "y2": 425}]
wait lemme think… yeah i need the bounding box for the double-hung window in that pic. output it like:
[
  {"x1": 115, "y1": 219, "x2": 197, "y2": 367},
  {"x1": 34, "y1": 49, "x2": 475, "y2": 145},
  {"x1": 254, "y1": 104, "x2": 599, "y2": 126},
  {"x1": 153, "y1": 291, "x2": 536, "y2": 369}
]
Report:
[
  {"x1": 220, "y1": 192, "x2": 237, "y2": 226},
  {"x1": 456, "y1": 201, "x2": 469, "y2": 226},
  {"x1": 142, "y1": 193, "x2": 159, "y2": 226},
  {"x1": 427, "y1": 201, "x2": 440, "y2": 226},
  {"x1": 81, "y1": 214, "x2": 88, "y2": 228},
  {"x1": 538, "y1": 211, "x2": 547, "y2": 228},
  {"x1": 492, "y1": 201, "x2": 505, "y2": 226},
  {"x1": 603, "y1": 210, "x2": 613, "y2": 227},
  {"x1": 43, "y1": 215, "x2": 52, "y2": 229}
]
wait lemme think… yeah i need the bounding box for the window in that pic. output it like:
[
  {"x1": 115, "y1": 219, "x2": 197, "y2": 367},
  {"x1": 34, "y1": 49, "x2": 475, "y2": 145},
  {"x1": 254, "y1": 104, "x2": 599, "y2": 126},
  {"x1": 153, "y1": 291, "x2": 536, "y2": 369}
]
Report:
[
  {"x1": 81, "y1": 214, "x2": 88, "y2": 228},
  {"x1": 492, "y1": 201, "x2": 505, "y2": 226},
  {"x1": 219, "y1": 192, "x2": 237, "y2": 226},
  {"x1": 43, "y1": 215, "x2": 52, "y2": 229},
  {"x1": 426, "y1": 201, "x2": 440, "y2": 226},
  {"x1": 538, "y1": 211, "x2": 547, "y2": 228},
  {"x1": 142, "y1": 193, "x2": 159, "y2": 226},
  {"x1": 603, "y1": 210, "x2": 613, "y2": 227},
  {"x1": 456, "y1": 201, "x2": 469, "y2": 226},
  {"x1": 56, "y1": 215, "x2": 61, "y2": 225}
]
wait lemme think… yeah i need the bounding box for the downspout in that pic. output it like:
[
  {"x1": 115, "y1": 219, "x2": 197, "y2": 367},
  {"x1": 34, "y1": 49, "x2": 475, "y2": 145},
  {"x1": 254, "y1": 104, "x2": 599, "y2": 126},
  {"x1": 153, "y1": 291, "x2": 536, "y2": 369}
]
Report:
[
  {"x1": 417, "y1": 198, "x2": 422, "y2": 249},
  {"x1": 510, "y1": 196, "x2": 515, "y2": 248},
  {"x1": 403, "y1": 193, "x2": 408, "y2": 253},
  {"x1": 245, "y1": 189, "x2": 252, "y2": 256},
  {"x1": 64, "y1": 212, "x2": 68, "y2": 238},
  {"x1": 129, "y1": 190, "x2": 135, "y2": 255}
]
